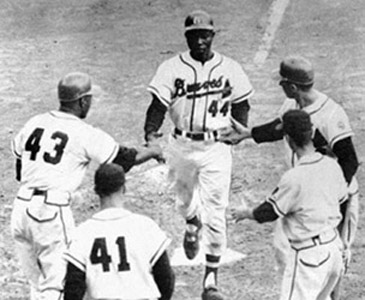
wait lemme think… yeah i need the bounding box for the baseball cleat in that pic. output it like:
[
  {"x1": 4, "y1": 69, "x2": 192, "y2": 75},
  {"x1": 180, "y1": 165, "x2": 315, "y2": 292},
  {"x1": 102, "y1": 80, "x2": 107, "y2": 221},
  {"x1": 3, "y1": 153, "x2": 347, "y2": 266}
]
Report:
[
  {"x1": 201, "y1": 285, "x2": 225, "y2": 300},
  {"x1": 183, "y1": 220, "x2": 202, "y2": 260}
]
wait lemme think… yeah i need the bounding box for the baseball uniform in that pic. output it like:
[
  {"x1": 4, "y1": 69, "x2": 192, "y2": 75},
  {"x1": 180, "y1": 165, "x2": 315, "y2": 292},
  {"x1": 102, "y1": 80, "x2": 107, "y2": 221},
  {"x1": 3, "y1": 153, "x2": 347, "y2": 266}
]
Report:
[
  {"x1": 274, "y1": 93, "x2": 359, "y2": 271},
  {"x1": 64, "y1": 207, "x2": 171, "y2": 300},
  {"x1": 11, "y1": 110, "x2": 120, "y2": 300},
  {"x1": 148, "y1": 50, "x2": 254, "y2": 257},
  {"x1": 267, "y1": 152, "x2": 347, "y2": 300}
]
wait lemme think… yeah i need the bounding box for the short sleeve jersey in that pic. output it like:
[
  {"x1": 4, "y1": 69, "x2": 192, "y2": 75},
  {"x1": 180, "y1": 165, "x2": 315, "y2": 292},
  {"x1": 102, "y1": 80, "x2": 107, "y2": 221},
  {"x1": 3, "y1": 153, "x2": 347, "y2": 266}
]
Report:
[
  {"x1": 266, "y1": 153, "x2": 347, "y2": 241},
  {"x1": 278, "y1": 93, "x2": 358, "y2": 193},
  {"x1": 148, "y1": 51, "x2": 254, "y2": 132},
  {"x1": 64, "y1": 208, "x2": 171, "y2": 300},
  {"x1": 12, "y1": 111, "x2": 119, "y2": 193}
]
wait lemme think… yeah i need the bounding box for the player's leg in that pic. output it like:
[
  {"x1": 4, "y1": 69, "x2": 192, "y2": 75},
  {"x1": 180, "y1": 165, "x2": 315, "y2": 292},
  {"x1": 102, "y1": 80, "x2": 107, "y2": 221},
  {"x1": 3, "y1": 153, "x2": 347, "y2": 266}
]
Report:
[
  {"x1": 11, "y1": 200, "x2": 42, "y2": 299},
  {"x1": 273, "y1": 220, "x2": 290, "y2": 275},
  {"x1": 167, "y1": 135, "x2": 202, "y2": 259},
  {"x1": 199, "y1": 141, "x2": 232, "y2": 297},
  {"x1": 280, "y1": 239, "x2": 343, "y2": 300},
  {"x1": 331, "y1": 190, "x2": 359, "y2": 300},
  {"x1": 29, "y1": 202, "x2": 74, "y2": 300}
]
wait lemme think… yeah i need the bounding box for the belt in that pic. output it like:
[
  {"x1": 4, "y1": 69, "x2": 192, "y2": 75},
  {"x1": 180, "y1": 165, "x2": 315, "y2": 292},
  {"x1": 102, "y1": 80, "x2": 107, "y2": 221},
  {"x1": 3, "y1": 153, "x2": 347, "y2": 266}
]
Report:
[
  {"x1": 33, "y1": 189, "x2": 47, "y2": 196},
  {"x1": 289, "y1": 229, "x2": 338, "y2": 251},
  {"x1": 173, "y1": 128, "x2": 219, "y2": 141},
  {"x1": 16, "y1": 187, "x2": 71, "y2": 206}
]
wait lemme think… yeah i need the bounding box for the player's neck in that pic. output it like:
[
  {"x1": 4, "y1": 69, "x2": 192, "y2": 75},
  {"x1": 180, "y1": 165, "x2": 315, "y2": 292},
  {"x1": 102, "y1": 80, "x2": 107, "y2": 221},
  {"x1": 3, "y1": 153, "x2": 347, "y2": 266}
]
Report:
[
  {"x1": 295, "y1": 89, "x2": 319, "y2": 108},
  {"x1": 295, "y1": 143, "x2": 316, "y2": 159},
  {"x1": 190, "y1": 50, "x2": 214, "y2": 64},
  {"x1": 100, "y1": 190, "x2": 125, "y2": 210},
  {"x1": 59, "y1": 106, "x2": 82, "y2": 118}
]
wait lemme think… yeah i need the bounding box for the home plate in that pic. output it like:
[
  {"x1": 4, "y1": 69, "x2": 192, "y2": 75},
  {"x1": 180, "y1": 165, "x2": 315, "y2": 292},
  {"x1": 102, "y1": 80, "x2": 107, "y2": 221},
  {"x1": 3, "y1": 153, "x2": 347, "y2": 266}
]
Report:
[{"x1": 171, "y1": 247, "x2": 246, "y2": 267}]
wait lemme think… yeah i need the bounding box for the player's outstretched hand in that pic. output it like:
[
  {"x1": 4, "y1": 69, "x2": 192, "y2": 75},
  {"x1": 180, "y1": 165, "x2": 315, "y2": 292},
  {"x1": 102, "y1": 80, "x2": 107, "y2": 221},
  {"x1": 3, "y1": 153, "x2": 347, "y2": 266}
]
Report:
[
  {"x1": 218, "y1": 118, "x2": 251, "y2": 145},
  {"x1": 229, "y1": 206, "x2": 253, "y2": 223},
  {"x1": 146, "y1": 140, "x2": 166, "y2": 164}
]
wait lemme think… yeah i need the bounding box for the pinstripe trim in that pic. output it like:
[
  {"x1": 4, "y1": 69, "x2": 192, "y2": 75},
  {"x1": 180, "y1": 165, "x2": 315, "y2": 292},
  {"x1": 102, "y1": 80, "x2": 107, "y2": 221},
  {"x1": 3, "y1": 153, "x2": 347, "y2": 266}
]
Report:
[
  {"x1": 202, "y1": 57, "x2": 223, "y2": 131},
  {"x1": 288, "y1": 251, "x2": 299, "y2": 300},
  {"x1": 147, "y1": 86, "x2": 170, "y2": 107},
  {"x1": 103, "y1": 143, "x2": 120, "y2": 164},
  {"x1": 231, "y1": 88, "x2": 254, "y2": 103},
  {"x1": 64, "y1": 253, "x2": 86, "y2": 271},
  {"x1": 59, "y1": 206, "x2": 70, "y2": 244},
  {"x1": 150, "y1": 238, "x2": 171, "y2": 266},
  {"x1": 329, "y1": 131, "x2": 354, "y2": 148},
  {"x1": 307, "y1": 97, "x2": 330, "y2": 115},
  {"x1": 298, "y1": 154, "x2": 324, "y2": 166},
  {"x1": 266, "y1": 198, "x2": 285, "y2": 217},
  {"x1": 179, "y1": 54, "x2": 198, "y2": 131},
  {"x1": 11, "y1": 140, "x2": 21, "y2": 158}
]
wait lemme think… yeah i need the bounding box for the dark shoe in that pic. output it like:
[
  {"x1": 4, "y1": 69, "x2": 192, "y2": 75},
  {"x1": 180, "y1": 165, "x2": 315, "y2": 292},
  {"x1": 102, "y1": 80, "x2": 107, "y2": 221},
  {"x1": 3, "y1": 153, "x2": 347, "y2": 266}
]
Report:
[
  {"x1": 201, "y1": 285, "x2": 224, "y2": 300},
  {"x1": 183, "y1": 220, "x2": 202, "y2": 260}
]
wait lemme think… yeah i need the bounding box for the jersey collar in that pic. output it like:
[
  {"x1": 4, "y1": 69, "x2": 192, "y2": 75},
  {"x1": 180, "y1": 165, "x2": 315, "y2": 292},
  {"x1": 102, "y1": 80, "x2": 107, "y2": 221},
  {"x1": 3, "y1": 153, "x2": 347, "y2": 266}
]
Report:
[
  {"x1": 92, "y1": 207, "x2": 132, "y2": 221},
  {"x1": 302, "y1": 92, "x2": 329, "y2": 115},
  {"x1": 49, "y1": 110, "x2": 81, "y2": 120},
  {"x1": 297, "y1": 152, "x2": 324, "y2": 166},
  {"x1": 181, "y1": 50, "x2": 222, "y2": 67}
]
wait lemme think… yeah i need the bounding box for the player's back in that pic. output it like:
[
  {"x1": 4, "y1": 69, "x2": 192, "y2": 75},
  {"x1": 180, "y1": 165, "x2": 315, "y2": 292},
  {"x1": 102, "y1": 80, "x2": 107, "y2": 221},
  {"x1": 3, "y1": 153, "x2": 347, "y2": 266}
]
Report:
[
  {"x1": 282, "y1": 153, "x2": 347, "y2": 241},
  {"x1": 66, "y1": 208, "x2": 169, "y2": 300},
  {"x1": 12, "y1": 110, "x2": 117, "y2": 193}
]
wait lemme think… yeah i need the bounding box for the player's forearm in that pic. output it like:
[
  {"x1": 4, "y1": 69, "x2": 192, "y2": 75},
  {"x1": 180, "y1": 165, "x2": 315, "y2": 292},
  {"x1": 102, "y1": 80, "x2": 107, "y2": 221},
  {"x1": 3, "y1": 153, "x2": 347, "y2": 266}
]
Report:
[
  {"x1": 64, "y1": 263, "x2": 86, "y2": 300},
  {"x1": 251, "y1": 118, "x2": 284, "y2": 143},
  {"x1": 15, "y1": 158, "x2": 21, "y2": 181},
  {"x1": 231, "y1": 100, "x2": 250, "y2": 127},
  {"x1": 152, "y1": 251, "x2": 175, "y2": 300},
  {"x1": 112, "y1": 146, "x2": 139, "y2": 172},
  {"x1": 332, "y1": 137, "x2": 359, "y2": 184},
  {"x1": 144, "y1": 95, "x2": 167, "y2": 142}
]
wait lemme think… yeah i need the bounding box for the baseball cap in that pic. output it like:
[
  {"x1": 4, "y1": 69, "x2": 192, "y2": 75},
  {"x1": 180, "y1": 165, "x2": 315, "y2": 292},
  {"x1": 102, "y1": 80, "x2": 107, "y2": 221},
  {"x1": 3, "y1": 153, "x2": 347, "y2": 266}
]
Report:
[
  {"x1": 184, "y1": 10, "x2": 214, "y2": 32},
  {"x1": 282, "y1": 109, "x2": 312, "y2": 138},
  {"x1": 279, "y1": 56, "x2": 314, "y2": 85},
  {"x1": 58, "y1": 72, "x2": 95, "y2": 102},
  {"x1": 94, "y1": 163, "x2": 126, "y2": 197}
]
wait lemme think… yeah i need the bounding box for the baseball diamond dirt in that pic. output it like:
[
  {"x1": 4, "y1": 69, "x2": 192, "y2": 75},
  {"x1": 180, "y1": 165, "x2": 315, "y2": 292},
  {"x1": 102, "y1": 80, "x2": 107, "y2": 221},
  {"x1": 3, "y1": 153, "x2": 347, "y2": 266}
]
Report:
[{"x1": 0, "y1": 0, "x2": 364, "y2": 299}]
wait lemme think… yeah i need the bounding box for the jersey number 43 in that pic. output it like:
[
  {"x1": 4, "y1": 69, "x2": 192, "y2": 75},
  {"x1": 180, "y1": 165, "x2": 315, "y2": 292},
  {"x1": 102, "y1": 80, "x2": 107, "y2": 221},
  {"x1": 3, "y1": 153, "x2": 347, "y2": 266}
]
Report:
[{"x1": 25, "y1": 127, "x2": 68, "y2": 165}]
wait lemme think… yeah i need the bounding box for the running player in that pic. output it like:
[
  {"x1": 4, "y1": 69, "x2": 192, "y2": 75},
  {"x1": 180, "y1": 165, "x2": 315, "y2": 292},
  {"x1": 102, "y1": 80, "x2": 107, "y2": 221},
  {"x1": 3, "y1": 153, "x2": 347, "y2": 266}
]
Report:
[
  {"x1": 230, "y1": 109, "x2": 347, "y2": 300},
  {"x1": 64, "y1": 163, "x2": 175, "y2": 300},
  {"x1": 143, "y1": 10, "x2": 254, "y2": 300},
  {"x1": 11, "y1": 72, "x2": 164, "y2": 300}
]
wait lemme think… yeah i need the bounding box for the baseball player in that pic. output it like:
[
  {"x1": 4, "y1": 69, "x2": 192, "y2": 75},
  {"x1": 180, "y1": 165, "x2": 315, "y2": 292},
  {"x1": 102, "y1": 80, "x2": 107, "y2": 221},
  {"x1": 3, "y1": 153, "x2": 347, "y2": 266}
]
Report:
[
  {"x1": 10, "y1": 72, "x2": 164, "y2": 300},
  {"x1": 143, "y1": 9, "x2": 254, "y2": 300},
  {"x1": 230, "y1": 109, "x2": 347, "y2": 300},
  {"x1": 219, "y1": 56, "x2": 359, "y2": 297},
  {"x1": 64, "y1": 163, "x2": 175, "y2": 300}
]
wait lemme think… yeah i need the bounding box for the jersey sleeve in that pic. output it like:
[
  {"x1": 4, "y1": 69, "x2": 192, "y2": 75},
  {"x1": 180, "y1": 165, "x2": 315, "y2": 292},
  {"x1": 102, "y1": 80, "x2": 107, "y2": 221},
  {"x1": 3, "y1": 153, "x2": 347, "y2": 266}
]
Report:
[
  {"x1": 84, "y1": 126, "x2": 120, "y2": 164},
  {"x1": 324, "y1": 106, "x2": 354, "y2": 147},
  {"x1": 147, "y1": 60, "x2": 174, "y2": 107},
  {"x1": 64, "y1": 225, "x2": 89, "y2": 272},
  {"x1": 230, "y1": 61, "x2": 254, "y2": 104},
  {"x1": 142, "y1": 217, "x2": 171, "y2": 267},
  {"x1": 266, "y1": 171, "x2": 299, "y2": 217}
]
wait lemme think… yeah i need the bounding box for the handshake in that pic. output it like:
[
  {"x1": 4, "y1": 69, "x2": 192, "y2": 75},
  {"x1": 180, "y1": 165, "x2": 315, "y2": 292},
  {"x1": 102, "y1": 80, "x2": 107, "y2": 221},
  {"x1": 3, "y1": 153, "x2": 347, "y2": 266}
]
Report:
[
  {"x1": 144, "y1": 131, "x2": 165, "y2": 164},
  {"x1": 217, "y1": 118, "x2": 252, "y2": 145}
]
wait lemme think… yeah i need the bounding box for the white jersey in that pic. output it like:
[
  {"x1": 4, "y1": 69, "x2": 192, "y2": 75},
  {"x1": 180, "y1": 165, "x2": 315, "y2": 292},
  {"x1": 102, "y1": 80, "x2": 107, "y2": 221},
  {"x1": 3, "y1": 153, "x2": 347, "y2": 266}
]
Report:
[
  {"x1": 267, "y1": 152, "x2": 347, "y2": 241},
  {"x1": 148, "y1": 51, "x2": 254, "y2": 132},
  {"x1": 64, "y1": 207, "x2": 171, "y2": 300},
  {"x1": 278, "y1": 93, "x2": 358, "y2": 193},
  {"x1": 12, "y1": 110, "x2": 119, "y2": 193}
]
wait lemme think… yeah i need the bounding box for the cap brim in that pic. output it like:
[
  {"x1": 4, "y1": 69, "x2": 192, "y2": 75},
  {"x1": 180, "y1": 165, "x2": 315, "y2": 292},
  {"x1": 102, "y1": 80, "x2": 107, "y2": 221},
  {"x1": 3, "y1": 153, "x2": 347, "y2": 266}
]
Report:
[{"x1": 185, "y1": 25, "x2": 215, "y2": 32}]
